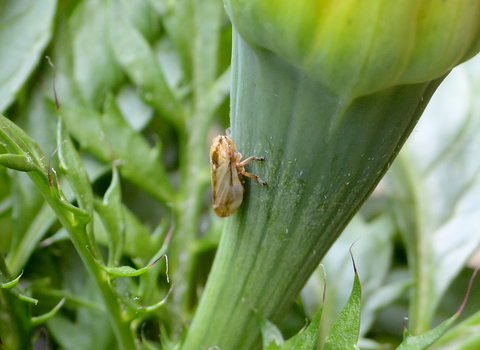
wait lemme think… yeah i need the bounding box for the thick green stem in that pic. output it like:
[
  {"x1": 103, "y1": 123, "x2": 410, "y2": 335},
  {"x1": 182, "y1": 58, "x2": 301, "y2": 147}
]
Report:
[{"x1": 183, "y1": 31, "x2": 445, "y2": 349}]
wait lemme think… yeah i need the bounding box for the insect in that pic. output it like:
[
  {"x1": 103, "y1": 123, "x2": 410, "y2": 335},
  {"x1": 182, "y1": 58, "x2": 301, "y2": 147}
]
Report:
[{"x1": 210, "y1": 130, "x2": 267, "y2": 217}]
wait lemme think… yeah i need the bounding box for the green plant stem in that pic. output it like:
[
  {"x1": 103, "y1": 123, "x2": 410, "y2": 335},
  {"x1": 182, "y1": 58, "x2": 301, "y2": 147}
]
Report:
[
  {"x1": 6, "y1": 203, "x2": 56, "y2": 276},
  {"x1": 385, "y1": 155, "x2": 437, "y2": 334},
  {"x1": 0, "y1": 288, "x2": 33, "y2": 350},
  {"x1": 182, "y1": 31, "x2": 446, "y2": 349},
  {"x1": 168, "y1": 0, "x2": 225, "y2": 333},
  {"x1": 22, "y1": 168, "x2": 137, "y2": 350},
  {"x1": 0, "y1": 253, "x2": 31, "y2": 349},
  {"x1": 171, "y1": 120, "x2": 210, "y2": 309},
  {"x1": 170, "y1": 64, "x2": 222, "y2": 328}
]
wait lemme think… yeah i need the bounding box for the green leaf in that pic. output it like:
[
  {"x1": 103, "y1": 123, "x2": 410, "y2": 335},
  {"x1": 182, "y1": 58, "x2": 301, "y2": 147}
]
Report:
[
  {"x1": 431, "y1": 309, "x2": 480, "y2": 349},
  {"x1": 31, "y1": 297, "x2": 66, "y2": 326},
  {"x1": 301, "y1": 214, "x2": 399, "y2": 342},
  {"x1": 0, "y1": 114, "x2": 48, "y2": 174},
  {"x1": 396, "y1": 315, "x2": 459, "y2": 350},
  {"x1": 150, "y1": 0, "x2": 194, "y2": 82},
  {"x1": 0, "y1": 284, "x2": 33, "y2": 349},
  {"x1": 0, "y1": 270, "x2": 23, "y2": 290},
  {"x1": 323, "y1": 257, "x2": 362, "y2": 350},
  {"x1": 385, "y1": 54, "x2": 480, "y2": 333},
  {"x1": 1, "y1": 114, "x2": 136, "y2": 347},
  {"x1": 109, "y1": 3, "x2": 184, "y2": 127},
  {"x1": 0, "y1": 0, "x2": 57, "y2": 112},
  {"x1": 61, "y1": 97, "x2": 175, "y2": 204},
  {"x1": 69, "y1": 0, "x2": 123, "y2": 108},
  {"x1": 93, "y1": 204, "x2": 168, "y2": 261},
  {"x1": 95, "y1": 164, "x2": 125, "y2": 267},
  {"x1": 289, "y1": 301, "x2": 324, "y2": 350},
  {"x1": 57, "y1": 117, "x2": 100, "y2": 257},
  {"x1": 92, "y1": 252, "x2": 168, "y2": 278},
  {"x1": 136, "y1": 285, "x2": 173, "y2": 314},
  {"x1": 35, "y1": 288, "x2": 104, "y2": 312},
  {"x1": 259, "y1": 317, "x2": 283, "y2": 350},
  {"x1": 46, "y1": 276, "x2": 117, "y2": 350},
  {"x1": 57, "y1": 118, "x2": 94, "y2": 215},
  {"x1": 0, "y1": 154, "x2": 38, "y2": 172},
  {"x1": 17, "y1": 293, "x2": 38, "y2": 305}
]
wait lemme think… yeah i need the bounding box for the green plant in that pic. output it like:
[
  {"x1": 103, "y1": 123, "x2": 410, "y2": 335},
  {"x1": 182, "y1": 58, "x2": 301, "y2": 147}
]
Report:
[{"x1": 1, "y1": 1, "x2": 480, "y2": 349}]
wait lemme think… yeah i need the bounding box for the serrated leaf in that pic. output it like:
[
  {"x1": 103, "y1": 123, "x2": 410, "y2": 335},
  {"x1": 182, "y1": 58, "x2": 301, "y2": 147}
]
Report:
[
  {"x1": 323, "y1": 261, "x2": 361, "y2": 350},
  {"x1": 61, "y1": 99, "x2": 175, "y2": 204}
]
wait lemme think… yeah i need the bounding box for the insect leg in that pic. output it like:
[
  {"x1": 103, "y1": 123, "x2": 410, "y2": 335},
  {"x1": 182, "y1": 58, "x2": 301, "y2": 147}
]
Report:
[
  {"x1": 237, "y1": 156, "x2": 265, "y2": 167},
  {"x1": 240, "y1": 169, "x2": 267, "y2": 185}
]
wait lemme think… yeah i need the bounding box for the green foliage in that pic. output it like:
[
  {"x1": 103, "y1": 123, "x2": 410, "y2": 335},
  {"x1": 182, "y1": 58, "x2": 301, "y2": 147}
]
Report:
[
  {"x1": 0, "y1": 0, "x2": 479, "y2": 349},
  {"x1": 0, "y1": 271, "x2": 23, "y2": 290},
  {"x1": 323, "y1": 262, "x2": 361, "y2": 350}
]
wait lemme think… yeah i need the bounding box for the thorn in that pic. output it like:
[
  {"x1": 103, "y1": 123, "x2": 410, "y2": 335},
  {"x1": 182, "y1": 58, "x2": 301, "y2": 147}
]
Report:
[{"x1": 45, "y1": 56, "x2": 60, "y2": 112}]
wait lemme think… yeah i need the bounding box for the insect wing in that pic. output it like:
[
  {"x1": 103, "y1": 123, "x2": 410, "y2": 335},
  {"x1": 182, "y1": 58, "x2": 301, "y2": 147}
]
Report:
[
  {"x1": 211, "y1": 156, "x2": 244, "y2": 217},
  {"x1": 210, "y1": 136, "x2": 245, "y2": 217}
]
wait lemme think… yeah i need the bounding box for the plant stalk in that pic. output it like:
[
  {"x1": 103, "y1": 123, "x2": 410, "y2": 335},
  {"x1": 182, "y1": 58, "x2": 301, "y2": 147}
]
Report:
[{"x1": 182, "y1": 31, "x2": 446, "y2": 349}]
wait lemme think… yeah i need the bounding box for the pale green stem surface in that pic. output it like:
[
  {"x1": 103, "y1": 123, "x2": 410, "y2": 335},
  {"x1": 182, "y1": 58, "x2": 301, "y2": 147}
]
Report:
[{"x1": 182, "y1": 31, "x2": 445, "y2": 349}]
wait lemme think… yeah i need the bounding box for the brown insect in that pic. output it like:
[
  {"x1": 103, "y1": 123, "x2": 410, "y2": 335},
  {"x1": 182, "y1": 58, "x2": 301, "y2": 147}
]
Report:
[{"x1": 210, "y1": 131, "x2": 267, "y2": 217}]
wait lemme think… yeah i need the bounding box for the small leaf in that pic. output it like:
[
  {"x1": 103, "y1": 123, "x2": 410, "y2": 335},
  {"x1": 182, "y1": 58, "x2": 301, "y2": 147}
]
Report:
[
  {"x1": 252, "y1": 305, "x2": 283, "y2": 349},
  {"x1": 289, "y1": 302, "x2": 324, "y2": 350},
  {"x1": 323, "y1": 253, "x2": 361, "y2": 350},
  {"x1": 396, "y1": 315, "x2": 458, "y2": 350},
  {"x1": 57, "y1": 117, "x2": 99, "y2": 257},
  {"x1": 0, "y1": 114, "x2": 48, "y2": 174},
  {"x1": 31, "y1": 298, "x2": 66, "y2": 326},
  {"x1": 17, "y1": 293, "x2": 38, "y2": 305},
  {"x1": 397, "y1": 266, "x2": 479, "y2": 350},
  {"x1": 91, "y1": 251, "x2": 169, "y2": 278},
  {"x1": 285, "y1": 265, "x2": 326, "y2": 350},
  {"x1": 261, "y1": 319, "x2": 284, "y2": 350},
  {"x1": 95, "y1": 163, "x2": 125, "y2": 267},
  {"x1": 0, "y1": 271, "x2": 23, "y2": 290},
  {"x1": 137, "y1": 285, "x2": 173, "y2": 313},
  {"x1": 0, "y1": 154, "x2": 38, "y2": 172},
  {"x1": 99, "y1": 265, "x2": 150, "y2": 277}
]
